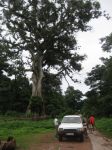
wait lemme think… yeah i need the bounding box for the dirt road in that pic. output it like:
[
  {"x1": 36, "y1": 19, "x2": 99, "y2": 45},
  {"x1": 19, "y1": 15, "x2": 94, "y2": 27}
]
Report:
[
  {"x1": 29, "y1": 132, "x2": 92, "y2": 150},
  {"x1": 28, "y1": 130, "x2": 112, "y2": 150},
  {"x1": 89, "y1": 130, "x2": 112, "y2": 150}
]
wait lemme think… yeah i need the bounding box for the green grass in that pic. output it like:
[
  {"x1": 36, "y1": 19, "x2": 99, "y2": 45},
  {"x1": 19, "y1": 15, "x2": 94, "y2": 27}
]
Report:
[
  {"x1": 0, "y1": 118, "x2": 54, "y2": 149},
  {"x1": 96, "y1": 118, "x2": 112, "y2": 138}
]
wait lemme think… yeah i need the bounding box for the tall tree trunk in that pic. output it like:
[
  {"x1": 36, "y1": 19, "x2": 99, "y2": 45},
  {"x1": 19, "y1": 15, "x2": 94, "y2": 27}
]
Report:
[
  {"x1": 26, "y1": 56, "x2": 45, "y2": 115},
  {"x1": 32, "y1": 66, "x2": 43, "y2": 97}
]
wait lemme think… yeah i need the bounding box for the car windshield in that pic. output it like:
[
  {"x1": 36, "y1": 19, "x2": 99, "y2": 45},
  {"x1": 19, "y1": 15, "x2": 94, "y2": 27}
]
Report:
[{"x1": 61, "y1": 117, "x2": 81, "y2": 123}]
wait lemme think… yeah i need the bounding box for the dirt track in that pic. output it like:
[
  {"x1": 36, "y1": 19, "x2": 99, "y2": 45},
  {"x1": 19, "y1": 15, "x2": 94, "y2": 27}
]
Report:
[
  {"x1": 28, "y1": 130, "x2": 112, "y2": 150},
  {"x1": 89, "y1": 130, "x2": 112, "y2": 150},
  {"x1": 29, "y1": 132, "x2": 92, "y2": 150}
]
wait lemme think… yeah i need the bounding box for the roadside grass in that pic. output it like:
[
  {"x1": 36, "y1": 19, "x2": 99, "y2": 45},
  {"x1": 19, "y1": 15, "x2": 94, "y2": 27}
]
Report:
[
  {"x1": 0, "y1": 118, "x2": 54, "y2": 149},
  {"x1": 96, "y1": 118, "x2": 112, "y2": 138}
]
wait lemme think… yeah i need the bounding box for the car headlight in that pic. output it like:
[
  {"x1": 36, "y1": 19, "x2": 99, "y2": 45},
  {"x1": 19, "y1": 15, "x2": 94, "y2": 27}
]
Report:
[
  {"x1": 58, "y1": 128, "x2": 63, "y2": 132},
  {"x1": 77, "y1": 128, "x2": 84, "y2": 132}
]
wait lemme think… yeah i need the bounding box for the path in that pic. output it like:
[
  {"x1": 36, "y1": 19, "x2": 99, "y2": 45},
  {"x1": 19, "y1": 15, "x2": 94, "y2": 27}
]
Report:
[
  {"x1": 29, "y1": 132, "x2": 92, "y2": 150},
  {"x1": 27, "y1": 130, "x2": 112, "y2": 150},
  {"x1": 89, "y1": 130, "x2": 112, "y2": 150}
]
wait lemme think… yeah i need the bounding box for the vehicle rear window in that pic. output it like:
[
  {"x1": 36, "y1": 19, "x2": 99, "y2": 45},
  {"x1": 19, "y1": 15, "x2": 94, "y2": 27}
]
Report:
[{"x1": 62, "y1": 117, "x2": 81, "y2": 123}]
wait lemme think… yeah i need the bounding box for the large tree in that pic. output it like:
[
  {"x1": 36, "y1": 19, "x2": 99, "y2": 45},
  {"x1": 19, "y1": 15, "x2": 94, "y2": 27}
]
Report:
[{"x1": 0, "y1": 0, "x2": 101, "y2": 114}]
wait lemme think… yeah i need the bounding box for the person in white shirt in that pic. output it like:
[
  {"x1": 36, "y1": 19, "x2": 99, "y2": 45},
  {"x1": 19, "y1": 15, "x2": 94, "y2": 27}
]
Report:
[
  {"x1": 54, "y1": 117, "x2": 59, "y2": 137},
  {"x1": 54, "y1": 118, "x2": 58, "y2": 126}
]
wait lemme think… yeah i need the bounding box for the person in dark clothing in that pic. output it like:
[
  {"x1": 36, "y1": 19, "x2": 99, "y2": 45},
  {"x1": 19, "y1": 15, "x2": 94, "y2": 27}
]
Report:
[
  {"x1": 82, "y1": 117, "x2": 88, "y2": 137},
  {"x1": 2, "y1": 136, "x2": 16, "y2": 150}
]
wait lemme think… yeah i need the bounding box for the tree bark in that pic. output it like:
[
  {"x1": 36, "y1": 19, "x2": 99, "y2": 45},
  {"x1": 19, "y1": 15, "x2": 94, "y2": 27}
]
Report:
[{"x1": 26, "y1": 56, "x2": 45, "y2": 115}]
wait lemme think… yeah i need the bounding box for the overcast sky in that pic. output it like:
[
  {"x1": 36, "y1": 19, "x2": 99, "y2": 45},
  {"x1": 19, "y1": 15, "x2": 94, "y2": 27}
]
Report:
[{"x1": 61, "y1": 0, "x2": 112, "y2": 94}]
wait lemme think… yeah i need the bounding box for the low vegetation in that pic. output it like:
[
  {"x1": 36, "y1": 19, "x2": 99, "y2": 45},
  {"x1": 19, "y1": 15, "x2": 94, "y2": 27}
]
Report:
[
  {"x1": 96, "y1": 118, "x2": 112, "y2": 138},
  {"x1": 0, "y1": 118, "x2": 54, "y2": 149}
]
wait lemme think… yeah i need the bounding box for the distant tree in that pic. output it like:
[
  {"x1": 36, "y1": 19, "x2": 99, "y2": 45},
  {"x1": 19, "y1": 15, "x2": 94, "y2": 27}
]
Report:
[
  {"x1": 84, "y1": 57, "x2": 112, "y2": 117},
  {"x1": 10, "y1": 76, "x2": 31, "y2": 113},
  {"x1": 0, "y1": 75, "x2": 11, "y2": 113},
  {"x1": 0, "y1": 68, "x2": 31, "y2": 114},
  {"x1": 0, "y1": 76, "x2": 31, "y2": 114},
  {"x1": 64, "y1": 86, "x2": 83, "y2": 113},
  {"x1": 0, "y1": 39, "x2": 10, "y2": 76},
  {"x1": 0, "y1": 0, "x2": 102, "y2": 114},
  {"x1": 0, "y1": 40, "x2": 12, "y2": 113},
  {"x1": 82, "y1": 90, "x2": 100, "y2": 116},
  {"x1": 42, "y1": 71, "x2": 65, "y2": 116},
  {"x1": 85, "y1": 65, "x2": 105, "y2": 91},
  {"x1": 0, "y1": 40, "x2": 31, "y2": 113}
]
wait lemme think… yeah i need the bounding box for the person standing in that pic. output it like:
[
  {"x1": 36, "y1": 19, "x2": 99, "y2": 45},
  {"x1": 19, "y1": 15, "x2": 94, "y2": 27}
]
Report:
[
  {"x1": 82, "y1": 117, "x2": 88, "y2": 137},
  {"x1": 54, "y1": 117, "x2": 59, "y2": 137},
  {"x1": 2, "y1": 136, "x2": 16, "y2": 150},
  {"x1": 89, "y1": 115, "x2": 95, "y2": 132}
]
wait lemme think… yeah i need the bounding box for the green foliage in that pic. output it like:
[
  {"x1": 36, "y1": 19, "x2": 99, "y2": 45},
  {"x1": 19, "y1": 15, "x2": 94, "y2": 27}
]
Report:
[
  {"x1": 42, "y1": 71, "x2": 62, "y2": 94},
  {"x1": 85, "y1": 65, "x2": 105, "y2": 89},
  {"x1": 64, "y1": 86, "x2": 83, "y2": 113},
  {"x1": 42, "y1": 72, "x2": 65, "y2": 117},
  {"x1": 0, "y1": 117, "x2": 54, "y2": 149},
  {"x1": 0, "y1": 36, "x2": 31, "y2": 114},
  {"x1": 0, "y1": 75, "x2": 31, "y2": 114},
  {"x1": 0, "y1": 0, "x2": 102, "y2": 83},
  {"x1": 101, "y1": 33, "x2": 112, "y2": 52},
  {"x1": 84, "y1": 57, "x2": 112, "y2": 117},
  {"x1": 30, "y1": 96, "x2": 43, "y2": 114},
  {"x1": 0, "y1": 75, "x2": 11, "y2": 113},
  {"x1": 0, "y1": 0, "x2": 103, "y2": 115},
  {"x1": 82, "y1": 90, "x2": 100, "y2": 116},
  {"x1": 44, "y1": 91, "x2": 65, "y2": 117},
  {"x1": 0, "y1": 118, "x2": 54, "y2": 139},
  {"x1": 96, "y1": 118, "x2": 112, "y2": 138},
  {"x1": 5, "y1": 111, "x2": 24, "y2": 117}
]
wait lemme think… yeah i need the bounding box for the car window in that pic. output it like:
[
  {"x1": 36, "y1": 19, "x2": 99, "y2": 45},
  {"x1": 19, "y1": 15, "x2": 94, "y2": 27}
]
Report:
[{"x1": 61, "y1": 117, "x2": 81, "y2": 123}]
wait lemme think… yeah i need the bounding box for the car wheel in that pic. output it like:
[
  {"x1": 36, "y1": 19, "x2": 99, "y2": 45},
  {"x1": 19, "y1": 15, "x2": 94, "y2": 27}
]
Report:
[
  {"x1": 58, "y1": 135, "x2": 63, "y2": 141},
  {"x1": 80, "y1": 134, "x2": 84, "y2": 142}
]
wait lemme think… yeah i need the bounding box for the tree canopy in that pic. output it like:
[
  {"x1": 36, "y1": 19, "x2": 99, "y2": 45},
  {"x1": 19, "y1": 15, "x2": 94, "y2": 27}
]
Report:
[
  {"x1": 0, "y1": 0, "x2": 102, "y2": 114},
  {"x1": 64, "y1": 86, "x2": 83, "y2": 114},
  {"x1": 84, "y1": 32, "x2": 112, "y2": 117}
]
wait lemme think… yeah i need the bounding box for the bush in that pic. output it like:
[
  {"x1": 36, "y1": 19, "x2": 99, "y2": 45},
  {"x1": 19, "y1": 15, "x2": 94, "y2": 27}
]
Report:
[
  {"x1": 5, "y1": 111, "x2": 24, "y2": 117},
  {"x1": 96, "y1": 118, "x2": 112, "y2": 138},
  {"x1": 30, "y1": 96, "x2": 43, "y2": 115}
]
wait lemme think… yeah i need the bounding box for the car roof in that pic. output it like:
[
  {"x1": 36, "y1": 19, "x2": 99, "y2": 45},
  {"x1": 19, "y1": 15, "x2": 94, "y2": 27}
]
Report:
[{"x1": 63, "y1": 115, "x2": 81, "y2": 118}]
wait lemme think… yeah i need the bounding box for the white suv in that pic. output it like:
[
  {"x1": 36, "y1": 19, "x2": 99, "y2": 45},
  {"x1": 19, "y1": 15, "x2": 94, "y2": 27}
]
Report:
[{"x1": 58, "y1": 115, "x2": 84, "y2": 142}]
